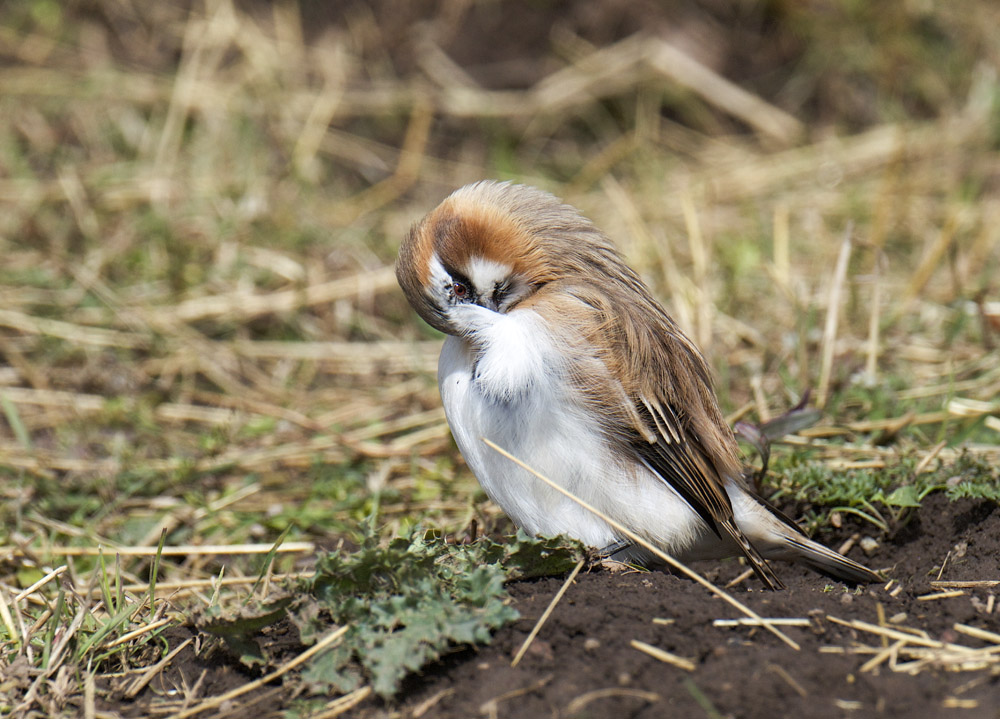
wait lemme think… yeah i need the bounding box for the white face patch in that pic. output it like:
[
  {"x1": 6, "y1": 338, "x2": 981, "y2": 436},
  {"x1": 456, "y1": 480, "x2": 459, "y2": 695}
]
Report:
[
  {"x1": 465, "y1": 257, "x2": 513, "y2": 297},
  {"x1": 429, "y1": 252, "x2": 525, "y2": 323}
]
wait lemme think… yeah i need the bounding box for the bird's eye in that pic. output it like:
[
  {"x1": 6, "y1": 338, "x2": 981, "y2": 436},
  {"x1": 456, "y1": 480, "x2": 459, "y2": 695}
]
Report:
[{"x1": 451, "y1": 281, "x2": 469, "y2": 298}]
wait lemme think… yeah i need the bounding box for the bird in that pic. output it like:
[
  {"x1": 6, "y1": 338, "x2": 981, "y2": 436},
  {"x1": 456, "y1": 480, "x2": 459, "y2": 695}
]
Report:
[{"x1": 396, "y1": 180, "x2": 880, "y2": 589}]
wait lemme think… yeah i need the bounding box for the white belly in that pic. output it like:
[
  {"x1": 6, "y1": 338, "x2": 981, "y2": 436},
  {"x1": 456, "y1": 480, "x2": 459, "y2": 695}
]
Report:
[{"x1": 437, "y1": 332, "x2": 710, "y2": 557}]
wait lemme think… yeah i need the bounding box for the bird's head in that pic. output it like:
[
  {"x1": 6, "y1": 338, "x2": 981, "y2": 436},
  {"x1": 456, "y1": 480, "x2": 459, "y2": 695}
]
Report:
[{"x1": 396, "y1": 180, "x2": 613, "y2": 335}]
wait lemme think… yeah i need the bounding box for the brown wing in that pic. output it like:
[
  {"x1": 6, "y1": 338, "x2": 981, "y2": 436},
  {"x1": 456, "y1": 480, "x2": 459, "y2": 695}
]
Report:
[
  {"x1": 531, "y1": 275, "x2": 785, "y2": 588},
  {"x1": 574, "y1": 277, "x2": 785, "y2": 590},
  {"x1": 631, "y1": 395, "x2": 784, "y2": 590},
  {"x1": 633, "y1": 396, "x2": 731, "y2": 534}
]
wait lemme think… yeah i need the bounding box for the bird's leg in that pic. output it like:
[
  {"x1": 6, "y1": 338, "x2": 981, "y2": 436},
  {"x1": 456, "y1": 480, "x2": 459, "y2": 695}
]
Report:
[{"x1": 595, "y1": 538, "x2": 634, "y2": 558}]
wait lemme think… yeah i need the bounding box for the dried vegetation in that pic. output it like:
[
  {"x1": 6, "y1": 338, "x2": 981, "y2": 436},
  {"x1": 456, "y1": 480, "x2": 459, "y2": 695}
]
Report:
[{"x1": 0, "y1": 0, "x2": 999, "y2": 716}]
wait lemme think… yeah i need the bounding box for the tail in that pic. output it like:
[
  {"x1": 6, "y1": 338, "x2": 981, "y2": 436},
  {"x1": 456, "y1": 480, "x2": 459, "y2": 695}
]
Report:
[
  {"x1": 780, "y1": 534, "x2": 882, "y2": 585},
  {"x1": 739, "y1": 494, "x2": 881, "y2": 585}
]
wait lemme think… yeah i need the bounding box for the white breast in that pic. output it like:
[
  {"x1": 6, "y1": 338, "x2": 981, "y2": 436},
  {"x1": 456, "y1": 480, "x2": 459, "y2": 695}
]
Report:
[{"x1": 437, "y1": 305, "x2": 708, "y2": 556}]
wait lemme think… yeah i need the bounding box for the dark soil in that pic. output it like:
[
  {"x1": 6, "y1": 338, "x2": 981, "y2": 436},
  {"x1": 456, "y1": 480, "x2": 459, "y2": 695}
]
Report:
[{"x1": 116, "y1": 493, "x2": 1000, "y2": 719}]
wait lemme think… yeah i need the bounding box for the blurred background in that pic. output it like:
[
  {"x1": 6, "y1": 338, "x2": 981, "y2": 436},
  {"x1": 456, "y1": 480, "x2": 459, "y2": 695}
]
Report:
[{"x1": 1, "y1": 0, "x2": 999, "y2": 632}]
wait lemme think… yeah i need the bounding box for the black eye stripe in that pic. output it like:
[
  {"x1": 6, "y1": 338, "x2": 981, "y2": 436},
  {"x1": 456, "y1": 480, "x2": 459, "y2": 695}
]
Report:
[
  {"x1": 440, "y1": 262, "x2": 475, "y2": 301},
  {"x1": 492, "y1": 280, "x2": 510, "y2": 305},
  {"x1": 440, "y1": 262, "x2": 473, "y2": 291}
]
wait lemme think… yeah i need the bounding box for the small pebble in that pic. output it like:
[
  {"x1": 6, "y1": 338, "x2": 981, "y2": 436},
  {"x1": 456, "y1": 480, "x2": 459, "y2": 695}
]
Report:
[
  {"x1": 583, "y1": 638, "x2": 601, "y2": 652},
  {"x1": 859, "y1": 536, "x2": 879, "y2": 554},
  {"x1": 971, "y1": 596, "x2": 991, "y2": 614},
  {"x1": 618, "y1": 672, "x2": 631, "y2": 686},
  {"x1": 840, "y1": 592, "x2": 854, "y2": 605},
  {"x1": 889, "y1": 612, "x2": 907, "y2": 624},
  {"x1": 527, "y1": 640, "x2": 554, "y2": 661}
]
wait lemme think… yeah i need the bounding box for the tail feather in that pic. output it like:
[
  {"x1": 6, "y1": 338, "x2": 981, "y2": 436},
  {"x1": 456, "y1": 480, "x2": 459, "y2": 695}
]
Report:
[
  {"x1": 721, "y1": 519, "x2": 786, "y2": 590},
  {"x1": 749, "y1": 491, "x2": 881, "y2": 585},
  {"x1": 783, "y1": 536, "x2": 881, "y2": 585}
]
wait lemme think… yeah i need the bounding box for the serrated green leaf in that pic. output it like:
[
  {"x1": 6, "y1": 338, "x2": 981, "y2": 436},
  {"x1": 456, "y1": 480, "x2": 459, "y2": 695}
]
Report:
[
  {"x1": 197, "y1": 597, "x2": 294, "y2": 638},
  {"x1": 883, "y1": 485, "x2": 922, "y2": 507},
  {"x1": 502, "y1": 530, "x2": 587, "y2": 580},
  {"x1": 300, "y1": 642, "x2": 359, "y2": 694},
  {"x1": 194, "y1": 596, "x2": 294, "y2": 667},
  {"x1": 282, "y1": 524, "x2": 582, "y2": 698}
]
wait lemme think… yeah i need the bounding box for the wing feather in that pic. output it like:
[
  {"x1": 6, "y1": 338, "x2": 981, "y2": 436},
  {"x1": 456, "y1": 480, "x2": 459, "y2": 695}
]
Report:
[
  {"x1": 564, "y1": 281, "x2": 784, "y2": 588},
  {"x1": 531, "y1": 275, "x2": 785, "y2": 588}
]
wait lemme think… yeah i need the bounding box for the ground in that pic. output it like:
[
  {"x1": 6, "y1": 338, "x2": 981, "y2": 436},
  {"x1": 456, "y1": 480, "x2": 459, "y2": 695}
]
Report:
[{"x1": 112, "y1": 493, "x2": 999, "y2": 719}]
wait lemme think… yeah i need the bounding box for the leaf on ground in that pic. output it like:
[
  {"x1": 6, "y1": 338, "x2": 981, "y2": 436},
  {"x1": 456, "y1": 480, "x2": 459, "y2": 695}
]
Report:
[
  {"x1": 194, "y1": 524, "x2": 584, "y2": 697},
  {"x1": 288, "y1": 526, "x2": 585, "y2": 698},
  {"x1": 882, "y1": 485, "x2": 923, "y2": 508},
  {"x1": 501, "y1": 530, "x2": 587, "y2": 580},
  {"x1": 193, "y1": 595, "x2": 294, "y2": 666}
]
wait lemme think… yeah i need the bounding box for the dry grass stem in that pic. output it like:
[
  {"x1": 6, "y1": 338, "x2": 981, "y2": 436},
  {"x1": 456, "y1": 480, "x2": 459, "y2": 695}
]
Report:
[
  {"x1": 767, "y1": 663, "x2": 808, "y2": 697},
  {"x1": 694, "y1": 112, "x2": 990, "y2": 204},
  {"x1": 106, "y1": 618, "x2": 175, "y2": 650},
  {"x1": 898, "y1": 212, "x2": 962, "y2": 312},
  {"x1": 411, "y1": 688, "x2": 456, "y2": 719},
  {"x1": 917, "y1": 590, "x2": 966, "y2": 601},
  {"x1": 826, "y1": 614, "x2": 1000, "y2": 674},
  {"x1": 943, "y1": 698, "x2": 980, "y2": 709},
  {"x1": 864, "y1": 251, "x2": 884, "y2": 382},
  {"x1": 681, "y1": 192, "x2": 713, "y2": 351},
  {"x1": 1, "y1": 542, "x2": 313, "y2": 559},
  {"x1": 954, "y1": 624, "x2": 1000, "y2": 644},
  {"x1": 859, "y1": 639, "x2": 907, "y2": 673},
  {"x1": 125, "y1": 638, "x2": 194, "y2": 699},
  {"x1": 817, "y1": 226, "x2": 853, "y2": 408},
  {"x1": 84, "y1": 672, "x2": 96, "y2": 719},
  {"x1": 644, "y1": 38, "x2": 803, "y2": 143},
  {"x1": 232, "y1": 339, "x2": 441, "y2": 375},
  {"x1": 0, "y1": 309, "x2": 149, "y2": 349},
  {"x1": 565, "y1": 688, "x2": 661, "y2": 714},
  {"x1": 630, "y1": 639, "x2": 696, "y2": 671},
  {"x1": 95, "y1": 572, "x2": 313, "y2": 598},
  {"x1": 165, "y1": 625, "x2": 349, "y2": 719},
  {"x1": 150, "y1": 266, "x2": 398, "y2": 326},
  {"x1": 510, "y1": 558, "x2": 585, "y2": 668},
  {"x1": 13, "y1": 565, "x2": 68, "y2": 602},
  {"x1": 0, "y1": 587, "x2": 18, "y2": 647},
  {"x1": 724, "y1": 567, "x2": 756, "y2": 588},
  {"x1": 308, "y1": 687, "x2": 375, "y2": 719},
  {"x1": 713, "y1": 618, "x2": 811, "y2": 627},
  {"x1": 750, "y1": 374, "x2": 771, "y2": 423},
  {"x1": 479, "y1": 675, "x2": 554, "y2": 719},
  {"x1": 772, "y1": 204, "x2": 791, "y2": 291},
  {"x1": 913, "y1": 440, "x2": 948, "y2": 476}
]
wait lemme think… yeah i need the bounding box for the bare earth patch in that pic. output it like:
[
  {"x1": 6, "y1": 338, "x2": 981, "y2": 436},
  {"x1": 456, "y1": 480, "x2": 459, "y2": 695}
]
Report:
[{"x1": 113, "y1": 493, "x2": 999, "y2": 718}]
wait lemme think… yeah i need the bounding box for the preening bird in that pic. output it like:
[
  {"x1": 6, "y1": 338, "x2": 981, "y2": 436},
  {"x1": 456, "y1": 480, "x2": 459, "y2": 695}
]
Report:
[{"x1": 396, "y1": 181, "x2": 880, "y2": 589}]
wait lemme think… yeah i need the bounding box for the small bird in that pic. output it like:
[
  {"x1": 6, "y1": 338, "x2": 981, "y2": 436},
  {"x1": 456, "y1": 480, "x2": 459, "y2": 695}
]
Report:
[{"x1": 396, "y1": 181, "x2": 879, "y2": 589}]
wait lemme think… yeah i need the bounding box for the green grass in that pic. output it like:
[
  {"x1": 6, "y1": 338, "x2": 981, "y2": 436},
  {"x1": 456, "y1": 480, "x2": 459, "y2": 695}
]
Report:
[{"x1": 767, "y1": 449, "x2": 999, "y2": 533}]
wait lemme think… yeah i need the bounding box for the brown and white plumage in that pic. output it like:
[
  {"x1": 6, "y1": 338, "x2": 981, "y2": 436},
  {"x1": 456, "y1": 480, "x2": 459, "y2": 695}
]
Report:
[{"x1": 397, "y1": 181, "x2": 879, "y2": 589}]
